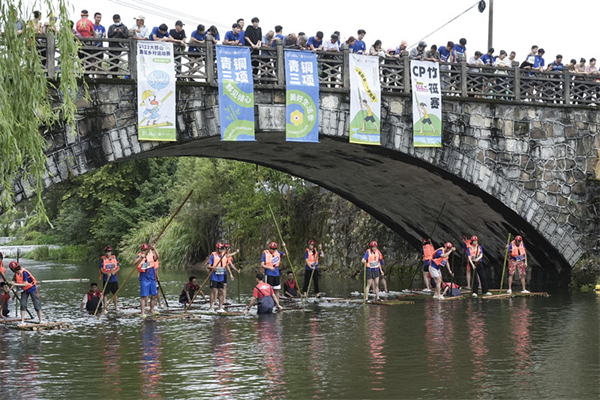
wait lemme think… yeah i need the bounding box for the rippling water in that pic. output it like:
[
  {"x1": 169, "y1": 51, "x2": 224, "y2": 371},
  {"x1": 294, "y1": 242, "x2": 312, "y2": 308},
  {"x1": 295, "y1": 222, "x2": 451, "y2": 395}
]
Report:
[{"x1": 0, "y1": 259, "x2": 598, "y2": 399}]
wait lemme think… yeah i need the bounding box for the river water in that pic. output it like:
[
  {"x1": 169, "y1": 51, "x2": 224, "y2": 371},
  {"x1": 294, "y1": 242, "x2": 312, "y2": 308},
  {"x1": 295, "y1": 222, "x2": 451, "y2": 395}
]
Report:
[{"x1": 0, "y1": 259, "x2": 598, "y2": 399}]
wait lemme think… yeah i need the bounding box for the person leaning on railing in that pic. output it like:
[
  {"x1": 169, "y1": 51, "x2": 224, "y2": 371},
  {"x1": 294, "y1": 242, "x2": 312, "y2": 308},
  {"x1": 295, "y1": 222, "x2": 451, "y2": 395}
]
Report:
[
  {"x1": 107, "y1": 14, "x2": 129, "y2": 76},
  {"x1": 130, "y1": 15, "x2": 149, "y2": 40}
]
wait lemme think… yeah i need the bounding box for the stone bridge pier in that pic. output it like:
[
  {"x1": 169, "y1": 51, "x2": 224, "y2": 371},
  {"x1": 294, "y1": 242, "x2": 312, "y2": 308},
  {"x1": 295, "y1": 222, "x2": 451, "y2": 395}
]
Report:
[{"x1": 16, "y1": 81, "x2": 600, "y2": 288}]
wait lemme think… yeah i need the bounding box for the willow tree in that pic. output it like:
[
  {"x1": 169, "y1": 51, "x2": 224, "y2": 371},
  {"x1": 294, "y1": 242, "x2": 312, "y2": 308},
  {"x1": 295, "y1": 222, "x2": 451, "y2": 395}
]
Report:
[{"x1": 0, "y1": 0, "x2": 81, "y2": 223}]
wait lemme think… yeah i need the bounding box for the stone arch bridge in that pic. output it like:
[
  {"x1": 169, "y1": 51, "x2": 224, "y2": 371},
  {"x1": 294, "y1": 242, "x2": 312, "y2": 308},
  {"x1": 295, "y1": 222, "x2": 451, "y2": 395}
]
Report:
[{"x1": 12, "y1": 39, "x2": 600, "y2": 286}]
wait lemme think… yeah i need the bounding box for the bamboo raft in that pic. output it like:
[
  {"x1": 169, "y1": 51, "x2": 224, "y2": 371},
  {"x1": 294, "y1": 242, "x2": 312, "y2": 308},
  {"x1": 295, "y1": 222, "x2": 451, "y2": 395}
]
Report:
[
  {"x1": 369, "y1": 300, "x2": 415, "y2": 306},
  {"x1": 199, "y1": 311, "x2": 245, "y2": 316},
  {"x1": 13, "y1": 322, "x2": 73, "y2": 331},
  {"x1": 438, "y1": 295, "x2": 463, "y2": 301},
  {"x1": 38, "y1": 278, "x2": 90, "y2": 284},
  {"x1": 149, "y1": 313, "x2": 199, "y2": 321},
  {"x1": 0, "y1": 317, "x2": 32, "y2": 323}
]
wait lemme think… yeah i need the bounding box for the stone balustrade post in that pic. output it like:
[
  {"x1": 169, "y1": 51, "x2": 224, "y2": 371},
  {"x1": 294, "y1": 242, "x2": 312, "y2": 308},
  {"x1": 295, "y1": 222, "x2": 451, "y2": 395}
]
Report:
[
  {"x1": 459, "y1": 55, "x2": 467, "y2": 97},
  {"x1": 206, "y1": 35, "x2": 215, "y2": 84},
  {"x1": 276, "y1": 39, "x2": 285, "y2": 86},
  {"x1": 342, "y1": 45, "x2": 350, "y2": 89},
  {"x1": 128, "y1": 37, "x2": 137, "y2": 80},
  {"x1": 563, "y1": 68, "x2": 571, "y2": 105},
  {"x1": 513, "y1": 63, "x2": 521, "y2": 102},
  {"x1": 402, "y1": 54, "x2": 411, "y2": 94},
  {"x1": 46, "y1": 32, "x2": 56, "y2": 79}
]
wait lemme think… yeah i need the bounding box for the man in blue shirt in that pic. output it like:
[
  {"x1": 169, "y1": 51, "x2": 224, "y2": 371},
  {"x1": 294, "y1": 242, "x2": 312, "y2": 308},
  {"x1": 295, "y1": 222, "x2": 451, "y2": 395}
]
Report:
[
  {"x1": 270, "y1": 25, "x2": 284, "y2": 47},
  {"x1": 223, "y1": 23, "x2": 243, "y2": 46},
  {"x1": 150, "y1": 23, "x2": 172, "y2": 41},
  {"x1": 307, "y1": 31, "x2": 324, "y2": 52},
  {"x1": 92, "y1": 12, "x2": 105, "y2": 73},
  {"x1": 481, "y1": 47, "x2": 495, "y2": 65},
  {"x1": 533, "y1": 48, "x2": 545, "y2": 71},
  {"x1": 547, "y1": 54, "x2": 563, "y2": 72},
  {"x1": 439, "y1": 41, "x2": 456, "y2": 63},
  {"x1": 189, "y1": 24, "x2": 206, "y2": 52},
  {"x1": 454, "y1": 38, "x2": 467, "y2": 60},
  {"x1": 352, "y1": 29, "x2": 366, "y2": 54},
  {"x1": 236, "y1": 18, "x2": 246, "y2": 46}
]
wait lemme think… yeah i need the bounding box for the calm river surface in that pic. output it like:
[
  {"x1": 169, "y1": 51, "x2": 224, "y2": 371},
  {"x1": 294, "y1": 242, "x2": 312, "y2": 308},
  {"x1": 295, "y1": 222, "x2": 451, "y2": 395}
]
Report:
[{"x1": 0, "y1": 259, "x2": 598, "y2": 399}]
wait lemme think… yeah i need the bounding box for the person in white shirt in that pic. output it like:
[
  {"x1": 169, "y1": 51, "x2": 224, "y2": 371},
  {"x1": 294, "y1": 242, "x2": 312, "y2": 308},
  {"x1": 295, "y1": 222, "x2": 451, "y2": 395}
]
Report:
[
  {"x1": 323, "y1": 33, "x2": 340, "y2": 52},
  {"x1": 130, "y1": 15, "x2": 149, "y2": 40}
]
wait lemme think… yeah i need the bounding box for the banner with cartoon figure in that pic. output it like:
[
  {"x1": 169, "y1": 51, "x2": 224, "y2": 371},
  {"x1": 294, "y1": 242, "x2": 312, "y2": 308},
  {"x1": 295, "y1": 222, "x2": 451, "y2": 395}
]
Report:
[
  {"x1": 349, "y1": 54, "x2": 381, "y2": 145},
  {"x1": 137, "y1": 42, "x2": 176, "y2": 141},
  {"x1": 216, "y1": 45, "x2": 255, "y2": 141},
  {"x1": 285, "y1": 50, "x2": 319, "y2": 142},
  {"x1": 410, "y1": 60, "x2": 442, "y2": 147}
]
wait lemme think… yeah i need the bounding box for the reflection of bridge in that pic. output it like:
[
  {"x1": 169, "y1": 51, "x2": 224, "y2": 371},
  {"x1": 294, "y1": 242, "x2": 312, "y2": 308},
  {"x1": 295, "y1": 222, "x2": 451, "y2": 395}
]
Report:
[{"x1": 17, "y1": 36, "x2": 600, "y2": 286}]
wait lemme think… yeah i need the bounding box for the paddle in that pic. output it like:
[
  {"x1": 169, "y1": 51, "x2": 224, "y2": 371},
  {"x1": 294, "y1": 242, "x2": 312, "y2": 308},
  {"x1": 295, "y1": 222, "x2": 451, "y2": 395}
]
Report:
[
  {"x1": 267, "y1": 203, "x2": 304, "y2": 308},
  {"x1": 98, "y1": 190, "x2": 193, "y2": 319},
  {"x1": 409, "y1": 203, "x2": 446, "y2": 289},
  {"x1": 499, "y1": 233, "x2": 512, "y2": 293},
  {"x1": 0, "y1": 271, "x2": 34, "y2": 319},
  {"x1": 363, "y1": 258, "x2": 368, "y2": 304}
]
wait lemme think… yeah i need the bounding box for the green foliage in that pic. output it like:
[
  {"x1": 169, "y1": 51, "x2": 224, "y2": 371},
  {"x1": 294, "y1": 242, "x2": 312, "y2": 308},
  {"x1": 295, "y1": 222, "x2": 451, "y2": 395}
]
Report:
[
  {"x1": 5, "y1": 230, "x2": 56, "y2": 245},
  {"x1": 570, "y1": 255, "x2": 600, "y2": 291},
  {"x1": 23, "y1": 244, "x2": 88, "y2": 261},
  {"x1": 0, "y1": 0, "x2": 82, "y2": 222}
]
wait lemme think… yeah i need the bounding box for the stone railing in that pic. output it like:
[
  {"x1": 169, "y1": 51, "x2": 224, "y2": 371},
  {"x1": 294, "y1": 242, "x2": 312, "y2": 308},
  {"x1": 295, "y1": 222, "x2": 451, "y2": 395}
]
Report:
[{"x1": 36, "y1": 35, "x2": 600, "y2": 106}]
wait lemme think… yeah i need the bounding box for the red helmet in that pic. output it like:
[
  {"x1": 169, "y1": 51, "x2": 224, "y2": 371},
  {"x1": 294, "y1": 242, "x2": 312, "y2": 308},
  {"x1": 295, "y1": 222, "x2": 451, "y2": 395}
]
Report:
[
  {"x1": 308, "y1": 240, "x2": 316, "y2": 245},
  {"x1": 421, "y1": 238, "x2": 428, "y2": 244},
  {"x1": 141, "y1": 243, "x2": 150, "y2": 251},
  {"x1": 445, "y1": 242, "x2": 453, "y2": 249},
  {"x1": 9, "y1": 261, "x2": 19, "y2": 271},
  {"x1": 105, "y1": 246, "x2": 113, "y2": 252},
  {"x1": 224, "y1": 243, "x2": 231, "y2": 249},
  {"x1": 269, "y1": 242, "x2": 278, "y2": 249},
  {"x1": 216, "y1": 242, "x2": 224, "y2": 249},
  {"x1": 515, "y1": 235, "x2": 523, "y2": 242},
  {"x1": 369, "y1": 241, "x2": 378, "y2": 247},
  {"x1": 471, "y1": 236, "x2": 478, "y2": 242}
]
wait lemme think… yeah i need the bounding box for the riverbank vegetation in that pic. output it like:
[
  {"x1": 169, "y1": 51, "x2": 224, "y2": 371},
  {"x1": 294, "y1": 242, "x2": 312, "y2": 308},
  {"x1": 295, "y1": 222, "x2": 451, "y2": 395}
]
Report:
[{"x1": 6, "y1": 158, "x2": 417, "y2": 278}]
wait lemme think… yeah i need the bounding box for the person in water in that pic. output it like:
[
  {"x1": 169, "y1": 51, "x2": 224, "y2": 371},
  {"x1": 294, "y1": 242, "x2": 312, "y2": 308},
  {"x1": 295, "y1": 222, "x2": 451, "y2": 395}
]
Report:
[
  {"x1": 80, "y1": 282, "x2": 103, "y2": 314},
  {"x1": 244, "y1": 273, "x2": 283, "y2": 314},
  {"x1": 179, "y1": 276, "x2": 199, "y2": 307},
  {"x1": 283, "y1": 271, "x2": 300, "y2": 298}
]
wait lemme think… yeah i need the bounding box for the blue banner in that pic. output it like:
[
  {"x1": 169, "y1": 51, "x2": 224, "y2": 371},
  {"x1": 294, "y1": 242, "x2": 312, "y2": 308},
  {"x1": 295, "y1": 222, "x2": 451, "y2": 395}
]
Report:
[
  {"x1": 216, "y1": 45, "x2": 255, "y2": 141},
  {"x1": 285, "y1": 50, "x2": 319, "y2": 143}
]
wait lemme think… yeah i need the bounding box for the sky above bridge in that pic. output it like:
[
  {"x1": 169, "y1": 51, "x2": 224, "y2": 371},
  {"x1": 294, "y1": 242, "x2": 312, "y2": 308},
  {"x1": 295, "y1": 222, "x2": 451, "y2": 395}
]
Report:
[{"x1": 21, "y1": 0, "x2": 600, "y2": 65}]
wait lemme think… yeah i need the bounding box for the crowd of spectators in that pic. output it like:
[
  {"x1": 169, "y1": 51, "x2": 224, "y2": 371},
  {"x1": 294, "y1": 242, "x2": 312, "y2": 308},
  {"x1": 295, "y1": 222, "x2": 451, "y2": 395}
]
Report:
[{"x1": 11, "y1": 10, "x2": 600, "y2": 82}]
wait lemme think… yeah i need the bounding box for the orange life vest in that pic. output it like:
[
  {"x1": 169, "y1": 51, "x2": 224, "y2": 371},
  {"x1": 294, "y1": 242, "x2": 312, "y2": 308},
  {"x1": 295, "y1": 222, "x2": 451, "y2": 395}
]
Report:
[
  {"x1": 422, "y1": 244, "x2": 434, "y2": 261},
  {"x1": 306, "y1": 248, "x2": 319, "y2": 264},
  {"x1": 137, "y1": 250, "x2": 159, "y2": 274},
  {"x1": 431, "y1": 248, "x2": 449, "y2": 267},
  {"x1": 14, "y1": 268, "x2": 36, "y2": 292},
  {"x1": 101, "y1": 255, "x2": 119, "y2": 275},
  {"x1": 263, "y1": 250, "x2": 281, "y2": 269},
  {"x1": 210, "y1": 251, "x2": 229, "y2": 275},
  {"x1": 468, "y1": 244, "x2": 482, "y2": 261},
  {"x1": 463, "y1": 239, "x2": 472, "y2": 250},
  {"x1": 510, "y1": 241, "x2": 526, "y2": 261},
  {"x1": 366, "y1": 249, "x2": 383, "y2": 270}
]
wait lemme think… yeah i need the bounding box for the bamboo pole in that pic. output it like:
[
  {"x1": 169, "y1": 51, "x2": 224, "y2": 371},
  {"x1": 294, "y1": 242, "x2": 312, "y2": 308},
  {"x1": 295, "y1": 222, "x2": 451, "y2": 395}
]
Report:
[
  {"x1": 499, "y1": 233, "x2": 512, "y2": 293},
  {"x1": 0, "y1": 271, "x2": 33, "y2": 319},
  {"x1": 184, "y1": 271, "x2": 213, "y2": 313},
  {"x1": 93, "y1": 278, "x2": 109, "y2": 316},
  {"x1": 267, "y1": 203, "x2": 304, "y2": 307},
  {"x1": 98, "y1": 190, "x2": 193, "y2": 319},
  {"x1": 363, "y1": 262, "x2": 367, "y2": 304}
]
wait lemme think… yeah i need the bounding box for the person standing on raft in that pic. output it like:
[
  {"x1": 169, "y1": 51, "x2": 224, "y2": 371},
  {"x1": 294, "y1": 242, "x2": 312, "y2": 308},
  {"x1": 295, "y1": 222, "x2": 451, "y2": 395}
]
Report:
[
  {"x1": 208, "y1": 242, "x2": 229, "y2": 313},
  {"x1": 507, "y1": 235, "x2": 530, "y2": 294},
  {"x1": 99, "y1": 246, "x2": 120, "y2": 310},
  {"x1": 421, "y1": 238, "x2": 434, "y2": 292},
  {"x1": 362, "y1": 241, "x2": 385, "y2": 301},
  {"x1": 9, "y1": 261, "x2": 42, "y2": 324},
  {"x1": 134, "y1": 243, "x2": 160, "y2": 318},
  {"x1": 429, "y1": 243, "x2": 454, "y2": 299},
  {"x1": 302, "y1": 240, "x2": 324, "y2": 298},
  {"x1": 261, "y1": 241, "x2": 285, "y2": 303},
  {"x1": 468, "y1": 236, "x2": 492, "y2": 297}
]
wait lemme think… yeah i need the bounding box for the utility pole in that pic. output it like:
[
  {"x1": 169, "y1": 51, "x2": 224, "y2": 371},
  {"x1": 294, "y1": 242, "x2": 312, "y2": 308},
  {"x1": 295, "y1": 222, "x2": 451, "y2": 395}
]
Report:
[{"x1": 487, "y1": 0, "x2": 494, "y2": 50}]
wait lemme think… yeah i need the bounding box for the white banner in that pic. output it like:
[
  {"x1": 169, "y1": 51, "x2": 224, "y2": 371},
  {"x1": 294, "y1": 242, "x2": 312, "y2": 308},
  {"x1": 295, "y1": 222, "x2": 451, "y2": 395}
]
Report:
[
  {"x1": 410, "y1": 60, "x2": 442, "y2": 147},
  {"x1": 137, "y1": 42, "x2": 176, "y2": 141},
  {"x1": 349, "y1": 54, "x2": 381, "y2": 145}
]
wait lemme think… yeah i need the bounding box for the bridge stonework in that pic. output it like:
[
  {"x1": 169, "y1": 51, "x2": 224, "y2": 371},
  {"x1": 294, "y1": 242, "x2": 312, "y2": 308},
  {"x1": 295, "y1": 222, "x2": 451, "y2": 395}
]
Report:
[{"x1": 20, "y1": 81, "x2": 600, "y2": 282}]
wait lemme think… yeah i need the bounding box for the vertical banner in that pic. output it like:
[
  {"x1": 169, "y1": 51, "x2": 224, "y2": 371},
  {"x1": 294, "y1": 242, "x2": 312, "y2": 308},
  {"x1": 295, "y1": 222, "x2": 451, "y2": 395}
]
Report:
[
  {"x1": 216, "y1": 45, "x2": 255, "y2": 141},
  {"x1": 349, "y1": 54, "x2": 381, "y2": 145},
  {"x1": 285, "y1": 50, "x2": 319, "y2": 142},
  {"x1": 411, "y1": 60, "x2": 442, "y2": 147},
  {"x1": 137, "y1": 42, "x2": 176, "y2": 141}
]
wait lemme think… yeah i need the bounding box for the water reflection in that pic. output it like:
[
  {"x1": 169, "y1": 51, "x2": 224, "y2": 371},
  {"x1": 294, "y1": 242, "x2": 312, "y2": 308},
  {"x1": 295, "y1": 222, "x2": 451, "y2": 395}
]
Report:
[
  {"x1": 308, "y1": 315, "x2": 325, "y2": 397},
  {"x1": 466, "y1": 301, "x2": 489, "y2": 397},
  {"x1": 509, "y1": 298, "x2": 533, "y2": 387},
  {"x1": 255, "y1": 314, "x2": 286, "y2": 398},
  {"x1": 140, "y1": 322, "x2": 163, "y2": 399},
  {"x1": 102, "y1": 328, "x2": 122, "y2": 396},
  {"x1": 424, "y1": 301, "x2": 455, "y2": 380},
  {"x1": 14, "y1": 333, "x2": 42, "y2": 399},
  {"x1": 211, "y1": 317, "x2": 235, "y2": 397},
  {"x1": 367, "y1": 306, "x2": 388, "y2": 391}
]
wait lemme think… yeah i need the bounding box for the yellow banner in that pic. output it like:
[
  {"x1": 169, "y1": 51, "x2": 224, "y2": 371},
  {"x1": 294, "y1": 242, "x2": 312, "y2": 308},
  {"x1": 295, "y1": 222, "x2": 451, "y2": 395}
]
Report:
[{"x1": 354, "y1": 67, "x2": 378, "y2": 102}]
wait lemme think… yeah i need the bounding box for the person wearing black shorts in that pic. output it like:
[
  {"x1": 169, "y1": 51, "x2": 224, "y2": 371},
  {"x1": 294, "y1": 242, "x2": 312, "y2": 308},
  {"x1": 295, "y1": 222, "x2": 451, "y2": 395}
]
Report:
[{"x1": 99, "y1": 246, "x2": 120, "y2": 310}]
